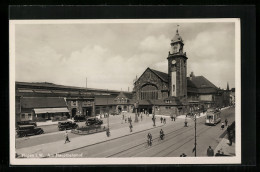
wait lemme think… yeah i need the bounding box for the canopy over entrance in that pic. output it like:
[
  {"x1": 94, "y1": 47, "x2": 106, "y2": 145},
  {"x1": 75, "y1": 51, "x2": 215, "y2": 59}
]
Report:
[{"x1": 34, "y1": 108, "x2": 69, "y2": 114}]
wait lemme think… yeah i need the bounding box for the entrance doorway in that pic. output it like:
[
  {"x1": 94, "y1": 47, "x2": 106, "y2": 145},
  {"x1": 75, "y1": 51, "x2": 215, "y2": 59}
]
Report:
[
  {"x1": 72, "y1": 108, "x2": 77, "y2": 118},
  {"x1": 83, "y1": 107, "x2": 92, "y2": 117},
  {"x1": 118, "y1": 106, "x2": 122, "y2": 113}
]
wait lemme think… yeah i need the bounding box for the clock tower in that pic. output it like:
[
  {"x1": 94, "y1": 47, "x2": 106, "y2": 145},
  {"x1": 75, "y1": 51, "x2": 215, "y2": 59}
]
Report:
[{"x1": 168, "y1": 27, "x2": 188, "y2": 98}]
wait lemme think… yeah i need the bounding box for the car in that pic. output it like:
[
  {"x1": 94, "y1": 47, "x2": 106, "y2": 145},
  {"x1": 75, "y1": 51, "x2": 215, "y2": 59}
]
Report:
[
  {"x1": 17, "y1": 121, "x2": 37, "y2": 127},
  {"x1": 85, "y1": 117, "x2": 103, "y2": 126},
  {"x1": 16, "y1": 125, "x2": 44, "y2": 137},
  {"x1": 110, "y1": 112, "x2": 119, "y2": 116},
  {"x1": 74, "y1": 115, "x2": 86, "y2": 122},
  {"x1": 58, "y1": 121, "x2": 78, "y2": 131}
]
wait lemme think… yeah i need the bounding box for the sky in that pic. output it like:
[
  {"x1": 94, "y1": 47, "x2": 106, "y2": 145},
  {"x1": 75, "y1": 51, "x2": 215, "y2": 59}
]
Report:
[{"x1": 14, "y1": 21, "x2": 236, "y2": 91}]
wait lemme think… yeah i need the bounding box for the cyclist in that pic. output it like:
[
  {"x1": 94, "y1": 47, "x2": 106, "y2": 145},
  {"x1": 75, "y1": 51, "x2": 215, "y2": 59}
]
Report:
[
  {"x1": 147, "y1": 133, "x2": 152, "y2": 146},
  {"x1": 160, "y1": 129, "x2": 164, "y2": 140}
]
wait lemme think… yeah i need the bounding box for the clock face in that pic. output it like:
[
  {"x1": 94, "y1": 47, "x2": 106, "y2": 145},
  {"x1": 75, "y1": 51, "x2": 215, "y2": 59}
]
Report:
[{"x1": 172, "y1": 60, "x2": 176, "y2": 64}]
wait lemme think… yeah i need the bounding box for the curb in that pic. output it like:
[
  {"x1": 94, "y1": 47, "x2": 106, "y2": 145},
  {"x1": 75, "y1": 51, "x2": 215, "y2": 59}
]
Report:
[{"x1": 44, "y1": 124, "x2": 164, "y2": 157}]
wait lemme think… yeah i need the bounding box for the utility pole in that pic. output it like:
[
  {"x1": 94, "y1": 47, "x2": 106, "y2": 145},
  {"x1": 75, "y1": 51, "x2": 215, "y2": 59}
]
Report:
[
  {"x1": 194, "y1": 114, "x2": 197, "y2": 157},
  {"x1": 107, "y1": 89, "x2": 109, "y2": 129}
]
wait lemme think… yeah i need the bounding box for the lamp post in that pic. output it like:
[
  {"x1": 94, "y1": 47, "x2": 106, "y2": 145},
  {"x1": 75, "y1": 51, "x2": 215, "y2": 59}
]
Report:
[
  {"x1": 106, "y1": 89, "x2": 109, "y2": 129},
  {"x1": 194, "y1": 113, "x2": 197, "y2": 157},
  {"x1": 134, "y1": 102, "x2": 139, "y2": 122},
  {"x1": 152, "y1": 106, "x2": 156, "y2": 126}
]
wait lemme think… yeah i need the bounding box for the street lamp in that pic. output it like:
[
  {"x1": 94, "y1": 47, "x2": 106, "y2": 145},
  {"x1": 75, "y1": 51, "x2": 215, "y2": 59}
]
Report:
[
  {"x1": 194, "y1": 113, "x2": 197, "y2": 157},
  {"x1": 134, "y1": 102, "x2": 139, "y2": 122},
  {"x1": 152, "y1": 106, "x2": 157, "y2": 126}
]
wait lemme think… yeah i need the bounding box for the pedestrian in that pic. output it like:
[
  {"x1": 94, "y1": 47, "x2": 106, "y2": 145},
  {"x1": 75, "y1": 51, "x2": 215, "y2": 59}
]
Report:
[
  {"x1": 64, "y1": 130, "x2": 70, "y2": 144},
  {"x1": 129, "y1": 124, "x2": 133, "y2": 132},
  {"x1": 215, "y1": 150, "x2": 222, "y2": 156},
  {"x1": 141, "y1": 114, "x2": 143, "y2": 121},
  {"x1": 225, "y1": 119, "x2": 228, "y2": 126},
  {"x1": 207, "y1": 146, "x2": 214, "y2": 156},
  {"x1": 174, "y1": 116, "x2": 176, "y2": 121},
  {"x1": 163, "y1": 118, "x2": 166, "y2": 124},
  {"x1": 160, "y1": 117, "x2": 163, "y2": 123},
  {"x1": 123, "y1": 114, "x2": 124, "y2": 120},
  {"x1": 228, "y1": 131, "x2": 233, "y2": 146},
  {"x1": 125, "y1": 118, "x2": 127, "y2": 123},
  {"x1": 180, "y1": 153, "x2": 187, "y2": 157},
  {"x1": 221, "y1": 122, "x2": 225, "y2": 130},
  {"x1": 171, "y1": 116, "x2": 173, "y2": 121}
]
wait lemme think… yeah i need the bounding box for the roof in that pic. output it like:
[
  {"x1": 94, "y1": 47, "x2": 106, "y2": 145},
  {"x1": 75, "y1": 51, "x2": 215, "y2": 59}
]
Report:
[
  {"x1": 115, "y1": 92, "x2": 129, "y2": 99},
  {"x1": 190, "y1": 76, "x2": 218, "y2": 89},
  {"x1": 16, "y1": 81, "x2": 131, "y2": 95},
  {"x1": 149, "y1": 68, "x2": 169, "y2": 82},
  {"x1": 171, "y1": 30, "x2": 183, "y2": 44},
  {"x1": 21, "y1": 97, "x2": 68, "y2": 109}
]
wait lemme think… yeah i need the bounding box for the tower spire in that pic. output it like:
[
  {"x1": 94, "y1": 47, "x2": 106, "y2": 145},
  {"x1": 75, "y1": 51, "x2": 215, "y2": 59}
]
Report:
[
  {"x1": 176, "y1": 24, "x2": 179, "y2": 34},
  {"x1": 227, "y1": 82, "x2": 230, "y2": 91}
]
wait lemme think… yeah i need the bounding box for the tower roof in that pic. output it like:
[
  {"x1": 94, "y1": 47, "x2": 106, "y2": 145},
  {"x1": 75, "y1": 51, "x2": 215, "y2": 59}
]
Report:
[{"x1": 171, "y1": 28, "x2": 183, "y2": 44}]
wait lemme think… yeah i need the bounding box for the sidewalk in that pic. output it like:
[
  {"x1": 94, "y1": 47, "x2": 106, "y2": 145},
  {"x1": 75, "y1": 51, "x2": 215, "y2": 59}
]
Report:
[
  {"x1": 16, "y1": 120, "x2": 164, "y2": 158},
  {"x1": 214, "y1": 134, "x2": 235, "y2": 156}
]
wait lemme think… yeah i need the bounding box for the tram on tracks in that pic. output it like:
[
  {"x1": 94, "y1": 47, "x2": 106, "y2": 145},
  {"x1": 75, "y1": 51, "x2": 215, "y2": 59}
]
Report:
[{"x1": 205, "y1": 108, "x2": 221, "y2": 125}]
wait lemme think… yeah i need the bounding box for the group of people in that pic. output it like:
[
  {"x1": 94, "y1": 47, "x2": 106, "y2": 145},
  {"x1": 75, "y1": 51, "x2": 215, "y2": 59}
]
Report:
[
  {"x1": 146, "y1": 129, "x2": 165, "y2": 146},
  {"x1": 221, "y1": 118, "x2": 229, "y2": 130},
  {"x1": 160, "y1": 117, "x2": 167, "y2": 124},
  {"x1": 207, "y1": 146, "x2": 228, "y2": 156}
]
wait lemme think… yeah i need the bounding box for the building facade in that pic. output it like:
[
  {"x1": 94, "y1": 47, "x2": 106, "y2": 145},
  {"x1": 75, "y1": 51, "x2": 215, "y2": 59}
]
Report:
[{"x1": 132, "y1": 28, "x2": 225, "y2": 116}]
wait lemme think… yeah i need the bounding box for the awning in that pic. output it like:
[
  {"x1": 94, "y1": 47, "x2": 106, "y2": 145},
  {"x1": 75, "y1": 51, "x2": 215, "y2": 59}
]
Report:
[{"x1": 34, "y1": 108, "x2": 69, "y2": 114}]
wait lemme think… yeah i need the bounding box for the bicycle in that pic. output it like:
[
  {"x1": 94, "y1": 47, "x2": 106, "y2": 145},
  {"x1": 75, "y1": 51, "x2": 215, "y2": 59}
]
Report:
[
  {"x1": 158, "y1": 134, "x2": 165, "y2": 142},
  {"x1": 145, "y1": 138, "x2": 152, "y2": 148}
]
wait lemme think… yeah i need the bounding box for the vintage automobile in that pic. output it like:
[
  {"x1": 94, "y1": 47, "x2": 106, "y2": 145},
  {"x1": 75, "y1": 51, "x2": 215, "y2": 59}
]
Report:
[
  {"x1": 58, "y1": 121, "x2": 78, "y2": 131},
  {"x1": 16, "y1": 125, "x2": 44, "y2": 137},
  {"x1": 74, "y1": 115, "x2": 86, "y2": 122},
  {"x1": 85, "y1": 117, "x2": 103, "y2": 126},
  {"x1": 17, "y1": 121, "x2": 37, "y2": 127}
]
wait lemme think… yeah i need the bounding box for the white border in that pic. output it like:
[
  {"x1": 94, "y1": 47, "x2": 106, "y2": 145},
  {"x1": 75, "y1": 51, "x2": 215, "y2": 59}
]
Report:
[{"x1": 9, "y1": 18, "x2": 241, "y2": 165}]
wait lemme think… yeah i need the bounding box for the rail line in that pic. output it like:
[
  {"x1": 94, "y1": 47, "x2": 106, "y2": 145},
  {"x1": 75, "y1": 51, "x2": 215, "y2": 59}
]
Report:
[{"x1": 106, "y1": 119, "x2": 208, "y2": 157}]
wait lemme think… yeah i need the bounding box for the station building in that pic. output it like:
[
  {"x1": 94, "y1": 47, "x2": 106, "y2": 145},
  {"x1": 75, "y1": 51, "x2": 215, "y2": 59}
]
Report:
[
  {"x1": 15, "y1": 82, "x2": 132, "y2": 123},
  {"x1": 132, "y1": 28, "x2": 230, "y2": 116},
  {"x1": 15, "y1": 27, "x2": 232, "y2": 123}
]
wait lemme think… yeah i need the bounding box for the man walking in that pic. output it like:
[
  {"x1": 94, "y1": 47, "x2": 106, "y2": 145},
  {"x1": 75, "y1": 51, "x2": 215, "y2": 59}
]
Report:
[
  {"x1": 160, "y1": 117, "x2": 163, "y2": 123},
  {"x1": 163, "y1": 118, "x2": 166, "y2": 124},
  {"x1": 64, "y1": 130, "x2": 70, "y2": 144},
  {"x1": 207, "y1": 146, "x2": 214, "y2": 156},
  {"x1": 225, "y1": 119, "x2": 228, "y2": 126},
  {"x1": 221, "y1": 122, "x2": 225, "y2": 130}
]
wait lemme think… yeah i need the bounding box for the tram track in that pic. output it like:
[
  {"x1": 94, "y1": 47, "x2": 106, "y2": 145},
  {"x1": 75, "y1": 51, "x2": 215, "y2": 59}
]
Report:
[
  {"x1": 131, "y1": 121, "x2": 210, "y2": 157},
  {"x1": 106, "y1": 119, "x2": 207, "y2": 157}
]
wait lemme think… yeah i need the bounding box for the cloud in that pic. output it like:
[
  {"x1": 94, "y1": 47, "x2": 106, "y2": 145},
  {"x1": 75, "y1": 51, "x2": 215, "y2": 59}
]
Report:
[{"x1": 14, "y1": 22, "x2": 235, "y2": 90}]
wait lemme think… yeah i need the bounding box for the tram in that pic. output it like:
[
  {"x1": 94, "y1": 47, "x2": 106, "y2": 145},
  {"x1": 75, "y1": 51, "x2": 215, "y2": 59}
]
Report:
[{"x1": 205, "y1": 108, "x2": 221, "y2": 125}]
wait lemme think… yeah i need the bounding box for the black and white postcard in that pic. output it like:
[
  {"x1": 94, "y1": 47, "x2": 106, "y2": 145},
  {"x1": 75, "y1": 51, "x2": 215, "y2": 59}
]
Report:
[{"x1": 9, "y1": 18, "x2": 241, "y2": 165}]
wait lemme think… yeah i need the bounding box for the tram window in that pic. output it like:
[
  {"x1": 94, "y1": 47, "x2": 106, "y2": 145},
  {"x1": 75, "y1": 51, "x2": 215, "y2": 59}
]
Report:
[{"x1": 207, "y1": 115, "x2": 213, "y2": 119}]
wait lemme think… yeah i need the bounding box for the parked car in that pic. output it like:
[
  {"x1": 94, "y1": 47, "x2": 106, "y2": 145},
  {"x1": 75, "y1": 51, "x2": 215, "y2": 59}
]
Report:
[
  {"x1": 16, "y1": 125, "x2": 44, "y2": 137},
  {"x1": 58, "y1": 121, "x2": 78, "y2": 131},
  {"x1": 17, "y1": 121, "x2": 37, "y2": 127},
  {"x1": 85, "y1": 117, "x2": 103, "y2": 126},
  {"x1": 110, "y1": 112, "x2": 119, "y2": 116},
  {"x1": 74, "y1": 115, "x2": 86, "y2": 122}
]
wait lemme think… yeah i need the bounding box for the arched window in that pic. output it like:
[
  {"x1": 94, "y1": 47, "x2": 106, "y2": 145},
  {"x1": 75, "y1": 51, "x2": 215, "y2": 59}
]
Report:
[{"x1": 140, "y1": 84, "x2": 158, "y2": 100}]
